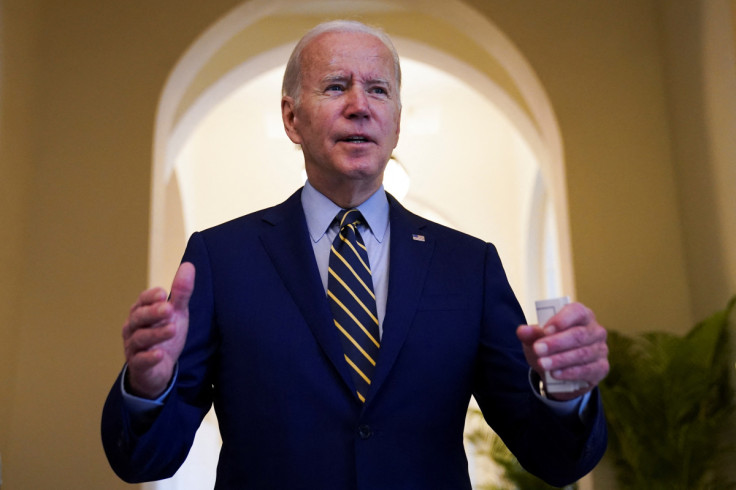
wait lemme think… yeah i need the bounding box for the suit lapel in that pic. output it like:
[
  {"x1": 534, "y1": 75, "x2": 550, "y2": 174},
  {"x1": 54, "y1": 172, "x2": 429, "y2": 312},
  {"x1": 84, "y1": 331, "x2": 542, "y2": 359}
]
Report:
[
  {"x1": 257, "y1": 190, "x2": 437, "y2": 404},
  {"x1": 258, "y1": 190, "x2": 356, "y2": 394},
  {"x1": 366, "y1": 195, "x2": 435, "y2": 403}
]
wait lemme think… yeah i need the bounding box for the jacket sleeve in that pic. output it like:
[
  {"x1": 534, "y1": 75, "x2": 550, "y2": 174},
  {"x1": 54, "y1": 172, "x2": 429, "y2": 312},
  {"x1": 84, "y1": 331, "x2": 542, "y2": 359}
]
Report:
[
  {"x1": 101, "y1": 232, "x2": 217, "y2": 483},
  {"x1": 472, "y1": 243, "x2": 607, "y2": 487}
]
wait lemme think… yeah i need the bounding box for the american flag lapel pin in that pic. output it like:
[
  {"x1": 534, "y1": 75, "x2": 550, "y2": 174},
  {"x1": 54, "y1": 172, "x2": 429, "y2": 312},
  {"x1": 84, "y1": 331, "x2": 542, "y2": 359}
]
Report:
[{"x1": 412, "y1": 234, "x2": 425, "y2": 242}]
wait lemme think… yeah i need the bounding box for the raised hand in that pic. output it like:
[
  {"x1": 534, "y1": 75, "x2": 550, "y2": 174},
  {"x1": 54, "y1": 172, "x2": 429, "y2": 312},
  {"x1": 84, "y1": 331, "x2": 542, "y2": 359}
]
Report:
[
  {"x1": 516, "y1": 302, "x2": 609, "y2": 401},
  {"x1": 122, "y1": 262, "x2": 195, "y2": 399}
]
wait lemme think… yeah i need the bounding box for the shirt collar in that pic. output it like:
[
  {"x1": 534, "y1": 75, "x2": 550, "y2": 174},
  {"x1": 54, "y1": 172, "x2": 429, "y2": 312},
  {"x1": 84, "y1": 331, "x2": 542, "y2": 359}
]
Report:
[{"x1": 301, "y1": 180, "x2": 389, "y2": 244}]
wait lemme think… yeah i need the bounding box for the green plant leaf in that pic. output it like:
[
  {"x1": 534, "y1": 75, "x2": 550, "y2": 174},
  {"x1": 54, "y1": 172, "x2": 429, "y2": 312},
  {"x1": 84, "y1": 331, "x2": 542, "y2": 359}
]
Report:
[{"x1": 601, "y1": 296, "x2": 736, "y2": 489}]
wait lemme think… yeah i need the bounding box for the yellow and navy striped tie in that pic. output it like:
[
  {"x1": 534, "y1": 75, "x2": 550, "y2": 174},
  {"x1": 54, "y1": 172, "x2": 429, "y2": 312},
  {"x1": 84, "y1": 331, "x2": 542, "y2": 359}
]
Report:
[{"x1": 327, "y1": 209, "x2": 380, "y2": 403}]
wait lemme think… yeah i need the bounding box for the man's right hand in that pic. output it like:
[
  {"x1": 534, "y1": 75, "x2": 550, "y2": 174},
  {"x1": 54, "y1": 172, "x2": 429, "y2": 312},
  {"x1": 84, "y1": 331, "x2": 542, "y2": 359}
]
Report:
[{"x1": 122, "y1": 262, "x2": 195, "y2": 399}]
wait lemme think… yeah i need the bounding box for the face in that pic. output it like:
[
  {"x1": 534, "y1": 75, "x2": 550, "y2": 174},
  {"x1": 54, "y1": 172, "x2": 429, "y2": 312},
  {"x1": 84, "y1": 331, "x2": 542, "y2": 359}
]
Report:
[{"x1": 282, "y1": 31, "x2": 401, "y2": 204}]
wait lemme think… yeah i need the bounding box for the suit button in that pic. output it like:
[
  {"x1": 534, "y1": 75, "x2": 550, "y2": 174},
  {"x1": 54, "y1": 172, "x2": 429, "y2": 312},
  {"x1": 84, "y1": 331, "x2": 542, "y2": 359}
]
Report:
[{"x1": 358, "y1": 425, "x2": 373, "y2": 439}]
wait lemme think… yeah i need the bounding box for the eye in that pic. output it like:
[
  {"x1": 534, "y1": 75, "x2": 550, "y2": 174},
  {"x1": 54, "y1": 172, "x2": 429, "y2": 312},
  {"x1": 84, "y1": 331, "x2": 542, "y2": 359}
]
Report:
[
  {"x1": 370, "y1": 86, "x2": 387, "y2": 95},
  {"x1": 325, "y1": 84, "x2": 345, "y2": 93}
]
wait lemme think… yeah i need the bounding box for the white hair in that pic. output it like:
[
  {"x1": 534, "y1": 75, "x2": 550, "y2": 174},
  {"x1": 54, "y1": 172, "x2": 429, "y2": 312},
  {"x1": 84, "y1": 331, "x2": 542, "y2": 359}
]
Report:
[{"x1": 281, "y1": 20, "x2": 402, "y2": 106}]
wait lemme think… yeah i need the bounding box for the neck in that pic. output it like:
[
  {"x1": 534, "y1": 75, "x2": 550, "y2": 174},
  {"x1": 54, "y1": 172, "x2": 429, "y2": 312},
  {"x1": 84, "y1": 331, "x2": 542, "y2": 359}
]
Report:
[{"x1": 308, "y1": 179, "x2": 382, "y2": 209}]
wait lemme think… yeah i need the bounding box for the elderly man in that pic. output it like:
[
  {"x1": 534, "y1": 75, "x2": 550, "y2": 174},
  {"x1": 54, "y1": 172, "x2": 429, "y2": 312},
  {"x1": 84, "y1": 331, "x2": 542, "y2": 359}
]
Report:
[{"x1": 102, "y1": 20, "x2": 608, "y2": 489}]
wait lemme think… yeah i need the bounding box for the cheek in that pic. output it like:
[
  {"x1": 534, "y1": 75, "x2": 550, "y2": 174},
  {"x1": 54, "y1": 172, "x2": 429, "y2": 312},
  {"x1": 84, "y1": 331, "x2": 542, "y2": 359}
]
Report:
[
  {"x1": 388, "y1": 120, "x2": 401, "y2": 146},
  {"x1": 382, "y1": 107, "x2": 401, "y2": 137},
  {"x1": 303, "y1": 114, "x2": 332, "y2": 143}
]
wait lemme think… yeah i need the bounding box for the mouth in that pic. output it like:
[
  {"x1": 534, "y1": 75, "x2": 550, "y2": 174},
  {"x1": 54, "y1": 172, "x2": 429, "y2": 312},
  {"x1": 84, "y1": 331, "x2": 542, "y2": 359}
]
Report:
[{"x1": 338, "y1": 134, "x2": 373, "y2": 144}]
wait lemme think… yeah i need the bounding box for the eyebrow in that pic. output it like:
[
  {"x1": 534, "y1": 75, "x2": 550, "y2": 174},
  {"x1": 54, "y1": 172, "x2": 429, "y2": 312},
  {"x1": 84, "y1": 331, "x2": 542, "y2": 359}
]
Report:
[
  {"x1": 366, "y1": 77, "x2": 390, "y2": 86},
  {"x1": 320, "y1": 74, "x2": 392, "y2": 88},
  {"x1": 321, "y1": 74, "x2": 349, "y2": 84}
]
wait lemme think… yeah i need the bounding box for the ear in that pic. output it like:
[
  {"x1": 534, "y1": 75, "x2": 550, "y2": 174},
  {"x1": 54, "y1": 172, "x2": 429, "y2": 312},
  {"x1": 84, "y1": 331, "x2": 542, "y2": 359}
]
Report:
[
  {"x1": 281, "y1": 96, "x2": 302, "y2": 145},
  {"x1": 392, "y1": 106, "x2": 401, "y2": 148},
  {"x1": 395, "y1": 107, "x2": 401, "y2": 139}
]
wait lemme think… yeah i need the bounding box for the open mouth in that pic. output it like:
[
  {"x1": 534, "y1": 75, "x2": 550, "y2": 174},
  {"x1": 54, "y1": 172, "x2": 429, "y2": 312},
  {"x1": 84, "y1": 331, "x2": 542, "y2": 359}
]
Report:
[{"x1": 340, "y1": 135, "x2": 372, "y2": 144}]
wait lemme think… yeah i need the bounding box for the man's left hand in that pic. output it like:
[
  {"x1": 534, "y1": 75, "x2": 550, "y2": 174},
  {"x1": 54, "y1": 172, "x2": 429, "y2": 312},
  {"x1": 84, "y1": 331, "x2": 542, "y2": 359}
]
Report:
[{"x1": 516, "y1": 302, "x2": 609, "y2": 401}]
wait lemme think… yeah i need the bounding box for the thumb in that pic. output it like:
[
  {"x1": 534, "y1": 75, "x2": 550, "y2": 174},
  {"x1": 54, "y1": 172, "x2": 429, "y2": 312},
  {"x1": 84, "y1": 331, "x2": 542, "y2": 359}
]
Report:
[{"x1": 170, "y1": 262, "x2": 195, "y2": 311}]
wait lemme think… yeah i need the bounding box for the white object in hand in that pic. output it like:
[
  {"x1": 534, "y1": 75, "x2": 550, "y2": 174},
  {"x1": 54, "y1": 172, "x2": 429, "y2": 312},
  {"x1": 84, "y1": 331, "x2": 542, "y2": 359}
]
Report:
[{"x1": 535, "y1": 296, "x2": 589, "y2": 394}]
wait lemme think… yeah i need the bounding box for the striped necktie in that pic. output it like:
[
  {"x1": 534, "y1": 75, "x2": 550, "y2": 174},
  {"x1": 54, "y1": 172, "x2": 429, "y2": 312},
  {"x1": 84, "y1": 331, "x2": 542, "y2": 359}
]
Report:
[{"x1": 327, "y1": 209, "x2": 380, "y2": 403}]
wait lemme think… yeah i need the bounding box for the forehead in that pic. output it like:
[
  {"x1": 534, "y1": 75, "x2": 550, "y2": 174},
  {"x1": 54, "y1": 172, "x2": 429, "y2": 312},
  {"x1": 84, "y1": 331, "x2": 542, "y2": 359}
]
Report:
[{"x1": 301, "y1": 31, "x2": 395, "y2": 81}]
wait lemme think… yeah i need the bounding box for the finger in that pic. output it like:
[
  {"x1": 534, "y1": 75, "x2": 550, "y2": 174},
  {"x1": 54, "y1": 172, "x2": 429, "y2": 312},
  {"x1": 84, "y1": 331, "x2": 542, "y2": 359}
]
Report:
[
  {"x1": 125, "y1": 322, "x2": 176, "y2": 354},
  {"x1": 127, "y1": 348, "x2": 166, "y2": 371},
  {"x1": 549, "y1": 357, "x2": 610, "y2": 385},
  {"x1": 125, "y1": 301, "x2": 173, "y2": 338},
  {"x1": 169, "y1": 262, "x2": 195, "y2": 312},
  {"x1": 124, "y1": 287, "x2": 171, "y2": 339},
  {"x1": 538, "y1": 323, "x2": 607, "y2": 356},
  {"x1": 130, "y1": 287, "x2": 168, "y2": 313},
  {"x1": 543, "y1": 302, "x2": 595, "y2": 334},
  {"x1": 516, "y1": 324, "x2": 545, "y2": 345},
  {"x1": 539, "y1": 339, "x2": 609, "y2": 372}
]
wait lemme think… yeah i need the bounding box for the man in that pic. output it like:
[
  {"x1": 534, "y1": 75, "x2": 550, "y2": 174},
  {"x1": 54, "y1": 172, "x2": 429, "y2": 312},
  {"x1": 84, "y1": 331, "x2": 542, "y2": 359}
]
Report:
[{"x1": 102, "y1": 20, "x2": 609, "y2": 489}]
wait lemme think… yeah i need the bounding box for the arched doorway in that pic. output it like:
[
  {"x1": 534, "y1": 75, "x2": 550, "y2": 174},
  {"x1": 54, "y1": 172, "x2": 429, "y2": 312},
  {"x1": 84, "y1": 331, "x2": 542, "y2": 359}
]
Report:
[{"x1": 147, "y1": 1, "x2": 577, "y2": 488}]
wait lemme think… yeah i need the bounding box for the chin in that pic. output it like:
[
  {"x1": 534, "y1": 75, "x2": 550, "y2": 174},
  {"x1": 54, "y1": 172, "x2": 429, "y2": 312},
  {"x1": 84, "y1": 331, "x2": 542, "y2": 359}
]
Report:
[{"x1": 341, "y1": 158, "x2": 387, "y2": 177}]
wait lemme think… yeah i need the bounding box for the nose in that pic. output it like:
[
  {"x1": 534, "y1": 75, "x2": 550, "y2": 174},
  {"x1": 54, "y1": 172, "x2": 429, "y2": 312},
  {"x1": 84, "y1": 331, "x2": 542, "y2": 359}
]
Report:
[{"x1": 344, "y1": 86, "x2": 370, "y2": 119}]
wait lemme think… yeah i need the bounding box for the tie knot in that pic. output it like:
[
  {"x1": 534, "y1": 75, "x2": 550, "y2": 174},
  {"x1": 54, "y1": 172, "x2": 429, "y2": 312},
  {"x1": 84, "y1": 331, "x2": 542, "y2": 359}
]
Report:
[{"x1": 336, "y1": 208, "x2": 363, "y2": 230}]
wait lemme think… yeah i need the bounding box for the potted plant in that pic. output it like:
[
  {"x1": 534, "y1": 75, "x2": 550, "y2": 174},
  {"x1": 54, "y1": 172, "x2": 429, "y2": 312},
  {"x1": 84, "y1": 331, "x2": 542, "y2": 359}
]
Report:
[{"x1": 600, "y1": 297, "x2": 736, "y2": 489}]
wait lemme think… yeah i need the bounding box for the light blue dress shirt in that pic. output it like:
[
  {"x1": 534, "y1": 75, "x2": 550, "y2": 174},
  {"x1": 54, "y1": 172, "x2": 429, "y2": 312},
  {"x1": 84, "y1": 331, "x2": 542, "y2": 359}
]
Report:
[{"x1": 301, "y1": 181, "x2": 390, "y2": 336}]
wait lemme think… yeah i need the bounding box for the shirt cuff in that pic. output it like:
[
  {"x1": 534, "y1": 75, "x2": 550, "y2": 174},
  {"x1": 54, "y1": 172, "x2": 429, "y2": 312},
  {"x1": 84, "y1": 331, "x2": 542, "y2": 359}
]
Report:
[
  {"x1": 120, "y1": 364, "x2": 178, "y2": 416},
  {"x1": 528, "y1": 369, "x2": 591, "y2": 422}
]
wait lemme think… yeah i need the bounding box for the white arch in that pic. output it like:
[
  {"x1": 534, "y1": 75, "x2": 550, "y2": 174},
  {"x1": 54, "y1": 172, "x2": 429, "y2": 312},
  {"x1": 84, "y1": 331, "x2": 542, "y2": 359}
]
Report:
[{"x1": 150, "y1": 0, "x2": 574, "y2": 295}]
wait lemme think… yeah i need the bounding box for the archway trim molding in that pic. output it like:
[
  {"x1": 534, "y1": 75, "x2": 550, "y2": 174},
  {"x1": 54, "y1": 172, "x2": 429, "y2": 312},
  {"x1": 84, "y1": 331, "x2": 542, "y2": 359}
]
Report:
[{"x1": 149, "y1": 0, "x2": 575, "y2": 298}]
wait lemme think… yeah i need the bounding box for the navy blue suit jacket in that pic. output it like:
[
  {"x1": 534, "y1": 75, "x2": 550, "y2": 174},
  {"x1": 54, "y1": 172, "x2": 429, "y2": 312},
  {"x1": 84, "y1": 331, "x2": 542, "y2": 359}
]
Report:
[{"x1": 102, "y1": 189, "x2": 606, "y2": 489}]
